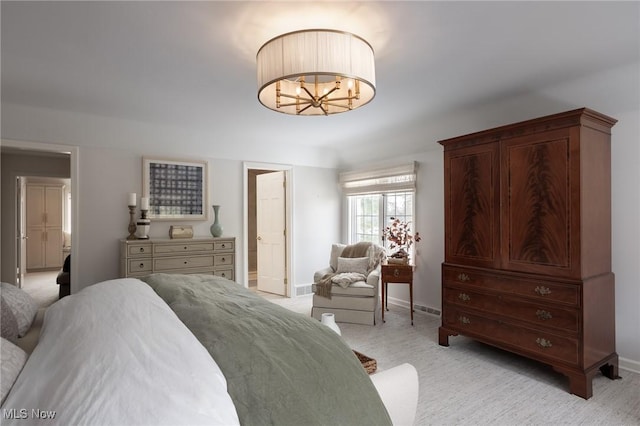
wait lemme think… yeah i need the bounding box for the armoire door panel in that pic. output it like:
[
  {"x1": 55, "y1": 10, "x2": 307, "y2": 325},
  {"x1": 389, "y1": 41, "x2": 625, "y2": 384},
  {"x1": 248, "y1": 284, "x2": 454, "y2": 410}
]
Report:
[
  {"x1": 445, "y1": 143, "x2": 499, "y2": 268},
  {"x1": 502, "y1": 133, "x2": 575, "y2": 277}
]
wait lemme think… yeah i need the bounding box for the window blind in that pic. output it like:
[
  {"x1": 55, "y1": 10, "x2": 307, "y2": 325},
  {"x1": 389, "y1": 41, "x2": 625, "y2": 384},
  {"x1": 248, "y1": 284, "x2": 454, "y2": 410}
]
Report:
[{"x1": 339, "y1": 162, "x2": 418, "y2": 195}]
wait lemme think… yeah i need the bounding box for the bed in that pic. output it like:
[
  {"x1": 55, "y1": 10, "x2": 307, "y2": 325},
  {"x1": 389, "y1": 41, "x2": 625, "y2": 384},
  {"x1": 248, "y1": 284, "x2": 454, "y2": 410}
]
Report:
[{"x1": 1, "y1": 274, "x2": 418, "y2": 425}]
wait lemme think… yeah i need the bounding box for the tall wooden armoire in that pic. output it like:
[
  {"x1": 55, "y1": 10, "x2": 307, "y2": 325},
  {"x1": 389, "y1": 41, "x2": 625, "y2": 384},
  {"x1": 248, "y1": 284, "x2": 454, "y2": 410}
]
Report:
[{"x1": 438, "y1": 108, "x2": 618, "y2": 399}]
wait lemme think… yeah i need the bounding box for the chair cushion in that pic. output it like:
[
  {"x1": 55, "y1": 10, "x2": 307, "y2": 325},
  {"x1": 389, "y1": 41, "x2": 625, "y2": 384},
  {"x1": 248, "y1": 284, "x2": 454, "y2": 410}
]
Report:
[{"x1": 331, "y1": 281, "x2": 376, "y2": 297}]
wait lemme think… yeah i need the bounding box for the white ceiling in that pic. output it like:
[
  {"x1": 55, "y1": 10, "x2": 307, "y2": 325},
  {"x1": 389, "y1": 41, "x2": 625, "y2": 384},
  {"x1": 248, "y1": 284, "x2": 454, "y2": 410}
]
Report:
[{"x1": 2, "y1": 1, "x2": 639, "y2": 165}]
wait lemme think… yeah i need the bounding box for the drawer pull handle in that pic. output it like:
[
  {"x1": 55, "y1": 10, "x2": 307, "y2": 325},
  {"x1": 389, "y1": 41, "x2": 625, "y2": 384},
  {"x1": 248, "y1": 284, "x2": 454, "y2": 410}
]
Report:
[
  {"x1": 184, "y1": 261, "x2": 188, "y2": 265},
  {"x1": 222, "y1": 257, "x2": 226, "y2": 262},
  {"x1": 535, "y1": 286, "x2": 551, "y2": 296},
  {"x1": 221, "y1": 244, "x2": 226, "y2": 248},
  {"x1": 139, "y1": 263, "x2": 144, "y2": 269},
  {"x1": 536, "y1": 310, "x2": 553, "y2": 321},
  {"x1": 458, "y1": 293, "x2": 471, "y2": 302},
  {"x1": 221, "y1": 273, "x2": 226, "y2": 277},
  {"x1": 536, "y1": 338, "x2": 553, "y2": 348},
  {"x1": 458, "y1": 316, "x2": 471, "y2": 325},
  {"x1": 139, "y1": 247, "x2": 144, "y2": 252},
  {"x1": 393, "y1": 269, "x2": 401, "y2": 278},
  {"x1": 184, "y1": 246, "x2": 188, "y2": 250},
  {"x1": 457, "y1": 273, "x2": 470, "y2": 282}
]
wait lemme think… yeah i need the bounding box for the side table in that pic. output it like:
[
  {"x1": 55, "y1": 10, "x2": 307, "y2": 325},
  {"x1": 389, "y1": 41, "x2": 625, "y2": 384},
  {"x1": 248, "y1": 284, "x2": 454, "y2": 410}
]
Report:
[{"x1": 381, "y1": 262, "x2": 414, "y2": 325}]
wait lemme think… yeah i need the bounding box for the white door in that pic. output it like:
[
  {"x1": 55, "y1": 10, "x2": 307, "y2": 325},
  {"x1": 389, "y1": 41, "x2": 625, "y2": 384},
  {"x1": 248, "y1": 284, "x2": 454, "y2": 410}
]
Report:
[
  {"x1": 16, "y1": 177, "x2": 27, "y2": 287},
  {"x1": 256, "y1": 171, "x2": 286, "y2": 296}
]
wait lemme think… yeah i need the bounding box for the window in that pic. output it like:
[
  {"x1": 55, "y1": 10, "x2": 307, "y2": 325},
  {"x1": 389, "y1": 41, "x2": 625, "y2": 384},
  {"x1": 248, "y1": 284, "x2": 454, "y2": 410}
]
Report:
[
  {"x1": 341, "y1": 163, "x2": 418, "y2": 253},
  {"x1": 348, "y1": 192, "x2": 415, "y2": 250}
]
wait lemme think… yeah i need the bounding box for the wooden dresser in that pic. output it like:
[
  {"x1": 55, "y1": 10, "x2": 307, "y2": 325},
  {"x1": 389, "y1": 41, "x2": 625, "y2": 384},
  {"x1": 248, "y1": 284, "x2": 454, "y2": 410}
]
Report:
[
  {"x1": 438, "y1": 108, "x2": 618, "y2": 399},
  {"x1": 120, "y1": 237, "x2": 235, "y2": 280}
]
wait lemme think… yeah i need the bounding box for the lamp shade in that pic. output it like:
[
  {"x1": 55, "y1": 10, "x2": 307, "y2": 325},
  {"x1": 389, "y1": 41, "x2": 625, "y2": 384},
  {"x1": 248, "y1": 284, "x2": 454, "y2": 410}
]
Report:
[{"x1": 257, "y1": 29, "x2": 376, "y2": 116}]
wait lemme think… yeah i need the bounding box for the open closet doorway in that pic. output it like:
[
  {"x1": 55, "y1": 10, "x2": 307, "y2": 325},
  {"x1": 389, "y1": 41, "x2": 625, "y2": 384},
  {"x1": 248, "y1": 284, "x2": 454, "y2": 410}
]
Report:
[{"x1": 244, "y1": 163, "x2": 293, "y2": 298}]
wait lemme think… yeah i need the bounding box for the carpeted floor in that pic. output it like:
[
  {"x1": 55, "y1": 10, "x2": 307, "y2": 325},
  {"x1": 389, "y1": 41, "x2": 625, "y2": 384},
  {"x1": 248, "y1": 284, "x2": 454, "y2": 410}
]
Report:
[
  {"x1": 22, "y1": 275, "x2": 640, "y2": 424},
  {"x1": 21, "y1": 271, "x2": 59, "y2": 308},
  {"x1": 269, "y1": 294, "x2": 640, "y2": 425}
]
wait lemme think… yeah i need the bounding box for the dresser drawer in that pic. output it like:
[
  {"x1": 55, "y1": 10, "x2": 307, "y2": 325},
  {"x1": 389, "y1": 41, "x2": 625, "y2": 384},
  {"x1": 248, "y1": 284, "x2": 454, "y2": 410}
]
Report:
[
  {"x1": 154, "y1": 255, "x2": 214, "y2": 271},
  {"x1": 444, "y1": 286, "x2": 579, "y2": 333},
  {"x1": 128, "y1": 244, "x2": 152, "y2": 257},
  {"x1": 128, "y1": 258, "x2": 152, "y2": 274},
  {"x1": 443, "y1": 308, "x2": 579, "y2": 365},
  {"x1": 443, "y1": 266, "x2": 579, "y2": 306},
  {"x1": 214, "y1": 254, "x2": 234, "y2": 266},
  {"x1": 214, "y1": 269, "x2": 234, "y2": 280},
  {"x1": 154, "y1": 243, "x2": 214, "y2": 255},
  {"x1": 214, "y1": 240, "x2": 234, "y2": 251}
]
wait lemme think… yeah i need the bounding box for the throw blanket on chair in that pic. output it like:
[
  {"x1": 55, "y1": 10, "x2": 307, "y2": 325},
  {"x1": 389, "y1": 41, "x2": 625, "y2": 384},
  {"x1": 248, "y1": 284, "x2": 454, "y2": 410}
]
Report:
[{"x1": 315, "y1": 241, "x2": 383, "y2": 299}]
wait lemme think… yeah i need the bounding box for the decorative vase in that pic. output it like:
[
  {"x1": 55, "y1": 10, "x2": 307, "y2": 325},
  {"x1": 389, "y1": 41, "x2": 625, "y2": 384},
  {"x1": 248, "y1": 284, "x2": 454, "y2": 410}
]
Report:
[
  {"x1": 210, "y1": 205, "x2": 223, "y2": 237},
  {"x1": 320, "y1": 313, "x2": 341, "y2": 336}
]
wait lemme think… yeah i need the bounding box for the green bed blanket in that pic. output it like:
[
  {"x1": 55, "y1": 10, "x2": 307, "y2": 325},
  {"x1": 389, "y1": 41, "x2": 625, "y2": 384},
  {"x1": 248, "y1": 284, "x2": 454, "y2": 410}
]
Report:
[{"x1": 141, "y1": 273, "x2": 392, "y2": 426}]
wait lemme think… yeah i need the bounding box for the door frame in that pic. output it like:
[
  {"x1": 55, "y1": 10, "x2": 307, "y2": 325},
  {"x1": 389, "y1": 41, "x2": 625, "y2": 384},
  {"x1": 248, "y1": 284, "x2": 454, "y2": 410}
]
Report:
[
  {"x1": 243, "y1": 162, "x2": 293, "y2": 297},
  {"x1": 2, "y1": 139, "x2": 79, "y2": 294}
]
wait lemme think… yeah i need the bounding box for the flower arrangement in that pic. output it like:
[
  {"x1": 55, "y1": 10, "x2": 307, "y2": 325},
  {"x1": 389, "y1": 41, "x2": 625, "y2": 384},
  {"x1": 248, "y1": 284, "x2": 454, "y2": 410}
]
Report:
[{"x1": 382, "y1": 218, "x2": 421, "y2": 261}]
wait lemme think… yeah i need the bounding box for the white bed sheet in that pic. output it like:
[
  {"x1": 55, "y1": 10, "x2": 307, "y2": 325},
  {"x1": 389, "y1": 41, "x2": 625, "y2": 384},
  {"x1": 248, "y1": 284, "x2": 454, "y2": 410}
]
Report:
[{"x1": 1, "y1": 278, "x2": 239, "y2": 426}]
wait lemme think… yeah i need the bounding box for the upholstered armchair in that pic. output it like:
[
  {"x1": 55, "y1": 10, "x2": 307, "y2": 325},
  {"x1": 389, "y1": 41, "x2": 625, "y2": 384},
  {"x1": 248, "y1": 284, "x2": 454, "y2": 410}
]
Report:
[{"x1": 311, "y1": 242, "x2": 385, "y2": 325}]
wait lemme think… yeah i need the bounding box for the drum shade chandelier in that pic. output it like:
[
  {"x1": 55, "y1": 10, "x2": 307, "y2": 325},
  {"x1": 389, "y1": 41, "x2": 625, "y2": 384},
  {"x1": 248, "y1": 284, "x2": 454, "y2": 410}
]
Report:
[{"x1": 257, "y1": 29, "x2": 376, "y2": 116}]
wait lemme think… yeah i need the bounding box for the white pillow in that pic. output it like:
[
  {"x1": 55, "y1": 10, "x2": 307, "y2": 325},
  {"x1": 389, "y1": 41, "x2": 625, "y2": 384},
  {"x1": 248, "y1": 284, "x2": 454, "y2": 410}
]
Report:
[
  {"x1": 0, "y1": 283, "x2": 38, "y2": 337},
  {"x1": 1, "y1": 337, "x2": 28, "y2": 405},
  {"x1": 336, "y1": 257, "x2": 370, "y2": 276}
]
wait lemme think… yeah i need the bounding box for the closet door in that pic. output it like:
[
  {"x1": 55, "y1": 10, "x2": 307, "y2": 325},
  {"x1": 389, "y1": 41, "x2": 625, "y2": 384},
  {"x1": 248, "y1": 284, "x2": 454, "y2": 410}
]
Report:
[
  {"x1": 45, "y1": 186, "x2": 63, "y2": 227},
  {"x1": 26, "y1": 227, "x2": 45, "y2": 269}
]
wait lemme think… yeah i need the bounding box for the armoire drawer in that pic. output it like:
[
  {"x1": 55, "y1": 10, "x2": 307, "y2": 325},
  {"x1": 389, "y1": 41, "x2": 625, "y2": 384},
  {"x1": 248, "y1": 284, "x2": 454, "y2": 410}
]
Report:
[
  {"x1": 443, "y1": 308, "x2": 579, "y2": 365},
  {"x1": 443, "y1": 286, "x2": 579, "y2": 333},
  {"x1": 443, "y1": 266, "x2": 579, "y2": 306},
  {"x1": 154, "y1": 255, "x2": 214, "y2": 271}
]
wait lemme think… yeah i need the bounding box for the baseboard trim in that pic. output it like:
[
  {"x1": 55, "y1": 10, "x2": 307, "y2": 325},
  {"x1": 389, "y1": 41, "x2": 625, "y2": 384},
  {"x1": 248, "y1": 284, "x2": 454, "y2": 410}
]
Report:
[
  {"x1": 620, "y1": 356, "x2": 640, "y2": 374},
  {"x1": 386, "y1": 296, "x2": 441, "y2": 317}
]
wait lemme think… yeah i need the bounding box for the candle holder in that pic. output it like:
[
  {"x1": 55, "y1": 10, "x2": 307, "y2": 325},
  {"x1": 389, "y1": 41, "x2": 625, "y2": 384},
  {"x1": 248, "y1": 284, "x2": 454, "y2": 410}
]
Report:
[
  {"x1": 135, "y1": 209, "x2": 151, "y2": 239},
  {"x1": 126, "y1": 205, "x2": 138, "y2": 240}
]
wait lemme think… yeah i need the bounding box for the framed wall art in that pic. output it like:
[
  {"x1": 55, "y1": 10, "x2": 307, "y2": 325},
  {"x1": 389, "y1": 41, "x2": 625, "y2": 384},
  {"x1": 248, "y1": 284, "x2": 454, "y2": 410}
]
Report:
[{"x1": 142, "y1": 157, "x2": 208, "y2": 221}]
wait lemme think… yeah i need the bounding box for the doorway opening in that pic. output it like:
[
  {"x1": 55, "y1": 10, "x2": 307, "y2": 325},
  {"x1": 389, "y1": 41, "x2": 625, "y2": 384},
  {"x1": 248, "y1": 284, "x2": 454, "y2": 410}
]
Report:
[
  {"x1": 244, "y1": 163, "x2": 293, "y2": 298},
  {"x1": 20, "y1": 175, "x2": 71, "y2": 303},
  {"x1": 1, "y1": 140, "x2": 78, "y2": 299}
]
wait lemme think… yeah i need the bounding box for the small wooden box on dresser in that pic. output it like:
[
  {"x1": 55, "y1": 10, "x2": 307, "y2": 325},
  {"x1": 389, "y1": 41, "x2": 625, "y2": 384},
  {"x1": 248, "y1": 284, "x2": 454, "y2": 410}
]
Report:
[
  {"x1": 438, "y1": 108, "x2": 618, "y2": 399},
  {"x1": 120, "y1": 237, "x2": 235, "y2": 280}
]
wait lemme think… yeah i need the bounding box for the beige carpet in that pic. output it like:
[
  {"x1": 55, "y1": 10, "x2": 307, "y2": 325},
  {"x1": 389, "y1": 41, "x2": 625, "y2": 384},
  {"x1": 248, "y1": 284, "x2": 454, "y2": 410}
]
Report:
[
  {"x1": 21, "y1": 276, "x2": 640, "y2": 424},
  {"x1": 21, "y1": 271, "x2": 59, "y2": 308},
  {"x1": 269, "y1": 294, "x2": 640, "y2": 425}
]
